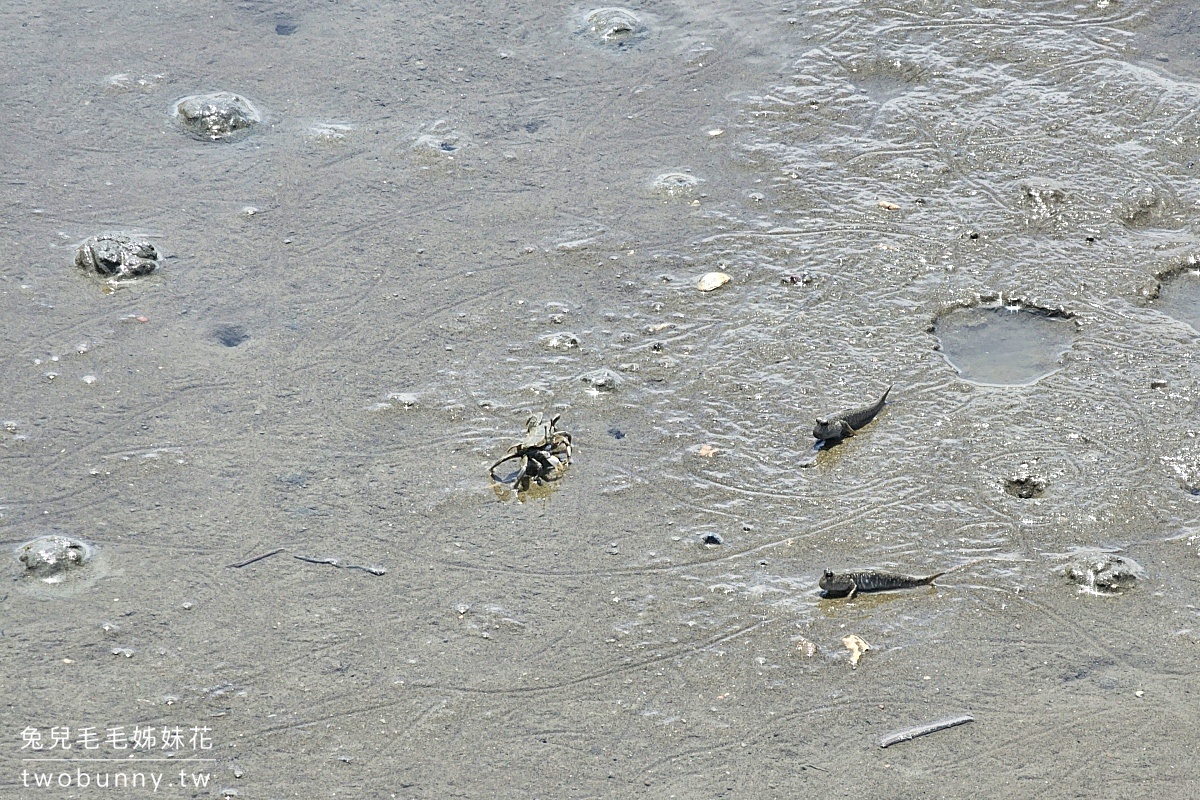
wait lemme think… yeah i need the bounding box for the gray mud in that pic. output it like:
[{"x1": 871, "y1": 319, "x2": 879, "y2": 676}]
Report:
[
  {"x1": 934, "y1": 302, "x2": 1077, "y2": 386},
  {"x1": 4, "y1": 0, "x2": 1200, "y2": 796}
]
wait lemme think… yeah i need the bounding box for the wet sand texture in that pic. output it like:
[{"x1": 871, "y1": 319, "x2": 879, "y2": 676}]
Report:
[{"x1": 5, "y1": 0, "x2": 1200, "y2": 796}]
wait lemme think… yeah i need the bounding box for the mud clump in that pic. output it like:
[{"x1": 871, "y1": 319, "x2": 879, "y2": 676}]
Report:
[
  {"x1": 843, "y1": 55, "x2": 928, "y2": 103},
  {"x1": 75, "y1": 234, "x2": 159, "y2": 279},
  {"x1": 1018, "y1": 178, "x2": 1069, "y2": 229},
  {"x1": 652, "y1": 172, "x2": 703, "y2": 197},
  {"x1": 210, "y1": 324, "x2": 250, "y2": 348},
  {"x1": 1057, "y1": 550, "x2": 1142, "y2": 596},
  {"x1": 413, "y1": 121, "x2": 469, "y2": 157},
  {"x1": 1162, "y1": 448, "x2": 1200, "y2": 495},
  {"x1": 17, "y1": 536, "x2": 94, "y2": 583},
  {"x1": 1005, "y1": 465, "x2": 1047, "y2": 498},
  {"x1": 1116, "y1": 185, "x2": 1180, "y2": 231},
  {"x1": 540, "y1": 332, "x2": 581, "y2": 350},
  {"x1": 583, "y1": 7, "x2": 647, "y2": 47},
  {"x1": 580, "y1": 368, "x2": 622, "y2": 392},
  {"x1": 172, "y1": 92, "x2": 261, "y2": 141}
]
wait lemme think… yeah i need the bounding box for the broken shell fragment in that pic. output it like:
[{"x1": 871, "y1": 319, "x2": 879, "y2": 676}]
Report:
[
  {"x1": 697, "y1": 272, "x2": 731, "y2": 292},
  {"x1": 842, "y1": 634, "x2": 871, "y2": 668}
]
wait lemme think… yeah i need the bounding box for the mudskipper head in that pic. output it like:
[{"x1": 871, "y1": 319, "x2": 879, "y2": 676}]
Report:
[
  {"x1": 812, "y1": 418, "x2": 843, "y2": 441},
  {"x1": 819, "y1": 570, "x2": 848, "y2": 591},
  {"x1": 818, "y1": 570, "x2": 854, "y2": 597}
]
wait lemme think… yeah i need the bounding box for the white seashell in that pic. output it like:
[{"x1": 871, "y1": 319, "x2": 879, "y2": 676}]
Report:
[{"x1": 696, "y1": 272, "x2": 731, "y2": 292}]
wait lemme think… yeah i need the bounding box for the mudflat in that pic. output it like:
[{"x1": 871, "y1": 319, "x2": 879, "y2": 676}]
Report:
[{"x1": 4, "y1": 0, "x2": 1200, "y2": 796}]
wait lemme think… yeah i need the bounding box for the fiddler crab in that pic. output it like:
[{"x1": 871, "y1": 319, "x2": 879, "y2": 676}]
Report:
[{"x1": 490, "y1": 413, "x2": 573, "y2": 490}]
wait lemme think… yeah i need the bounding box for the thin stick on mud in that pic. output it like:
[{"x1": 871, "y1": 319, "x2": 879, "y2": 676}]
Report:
[
  {"x1": 226, "y1": 548, "x2": 285, "y2": 568},
  {"x1": 878, "y1": 714, "x2": 974, "y2": 748},
  {"x1": 294, "y1": 555, "x2": 339, "y2": 567},
  {"x1": 294, "y1": 554, "x2": 387, "y2": 576}
]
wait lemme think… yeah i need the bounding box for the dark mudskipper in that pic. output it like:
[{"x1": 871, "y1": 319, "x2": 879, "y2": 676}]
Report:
[
  {"x1": 812, "y1": 384, "x2": 892, "y2": 443},
  {"x1": 819, "y1": 568, "x2": 944, "y2": 599}
]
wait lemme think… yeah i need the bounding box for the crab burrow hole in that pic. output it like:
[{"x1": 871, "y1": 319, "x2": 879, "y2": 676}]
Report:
[
  {"x1": 1149, "y1": 266, "x2": 1200, "y2": 333},
  {"x1": 931, "y1": 298, "x2": 1077, "y2": 387}
]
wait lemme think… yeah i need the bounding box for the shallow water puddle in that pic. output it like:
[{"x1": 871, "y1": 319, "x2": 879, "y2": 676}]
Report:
[
  {"x1": 1152, "y1": 269, "x2": 1200, "y2": 332},
  {"x1": 933, "y1": 305, "x2": 1076, "y2": 386}
]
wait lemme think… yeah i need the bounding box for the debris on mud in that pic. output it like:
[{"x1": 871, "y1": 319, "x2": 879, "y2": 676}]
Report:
[
  {"x1": 793, "y1": 636, "x2": 818, "y2": 657},
  {"x1": 879, "y1": 714, "x2": 974, "y2": 748},
  {"x1": 293, "y1": 554, "x2": 386, "y2": 576},
  {"x1": 1055, "y1": 549, "x2": 1143, "y2": 596},
  {"x1": 842, "y1": 634, "x2": 871, "y2": 668},
  {"x1": 172, "y1": 91, "x2": 261, "y2": 141},
  {"x1": 1005, "y1": 464, "x2": 1047, "y2": 498},
  {"x1": 540, "y1": 331, "x2": 581, "y2": 349},
  {"x1": 17, "y1": 535, "x2": 93, "y2": 583},
  {"x1": 75, "y1": 233, "x2": 159, "y2": 279}
]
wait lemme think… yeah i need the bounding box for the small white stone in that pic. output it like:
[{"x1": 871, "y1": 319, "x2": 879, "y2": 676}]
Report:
[{"x1": 697, "y1": 272, "x2": 731, "y2": 292}]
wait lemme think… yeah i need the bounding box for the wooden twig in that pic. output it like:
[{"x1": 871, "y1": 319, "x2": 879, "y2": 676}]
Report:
[
  {"x1": 879, "y1": 714, "x2": 975, "y2": 748},
  {"x1": 226, "y1": 548, "x2": 285, "y2": 568}
]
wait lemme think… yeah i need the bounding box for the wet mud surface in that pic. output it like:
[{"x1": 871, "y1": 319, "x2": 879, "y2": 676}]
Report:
[
  {"x1": 4, "y1": 0, "x2": 1200, "y2": 796},
  {"x1": 933, "y1": 302, "x2": 1077, "y2": 386}
]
